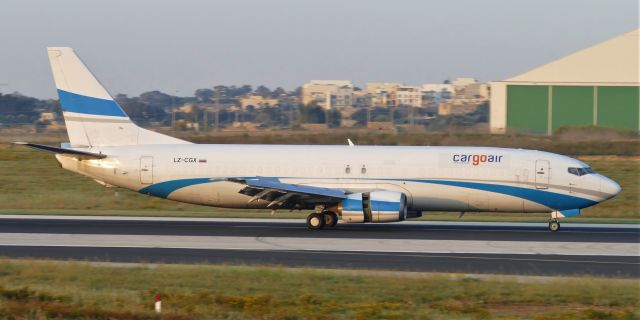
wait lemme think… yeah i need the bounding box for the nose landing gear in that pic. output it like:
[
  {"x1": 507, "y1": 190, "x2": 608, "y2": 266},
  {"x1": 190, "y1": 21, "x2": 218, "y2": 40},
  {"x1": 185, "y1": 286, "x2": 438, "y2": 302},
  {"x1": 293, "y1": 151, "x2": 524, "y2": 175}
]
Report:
[{"x1": 548, "y1": 219, "x2": 560, "y2": 232}]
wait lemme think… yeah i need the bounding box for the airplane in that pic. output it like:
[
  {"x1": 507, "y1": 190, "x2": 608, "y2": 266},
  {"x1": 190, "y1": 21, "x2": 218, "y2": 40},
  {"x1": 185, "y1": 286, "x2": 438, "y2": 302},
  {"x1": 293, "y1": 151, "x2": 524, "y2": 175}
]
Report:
[{"x1": 15, "y1": 47, "x2": 621, "y2": 232}]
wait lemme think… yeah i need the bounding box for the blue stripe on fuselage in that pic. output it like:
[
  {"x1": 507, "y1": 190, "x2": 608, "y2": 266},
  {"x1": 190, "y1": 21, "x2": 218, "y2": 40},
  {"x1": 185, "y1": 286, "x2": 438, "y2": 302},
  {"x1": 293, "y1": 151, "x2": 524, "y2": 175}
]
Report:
[
  {"x1": 404, "y1": 179, "x2": 597, "y2": 210},
  {"x1": 139, "y1": 178, "x2": 216, "y2": 198},
  {"x1": 137, "y1": 177, "x2": 598, "y2": 210},
  {"x1": 57, "y1": 89, "x2": 127, "y2": 117}
]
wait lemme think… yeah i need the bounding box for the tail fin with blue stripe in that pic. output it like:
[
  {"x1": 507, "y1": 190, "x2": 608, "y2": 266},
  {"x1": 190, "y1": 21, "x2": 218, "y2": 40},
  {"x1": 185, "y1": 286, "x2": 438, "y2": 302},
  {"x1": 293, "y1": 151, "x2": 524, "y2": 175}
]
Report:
[{"x1": 47, "y1": 47, "x2": 189, "y2": 147}]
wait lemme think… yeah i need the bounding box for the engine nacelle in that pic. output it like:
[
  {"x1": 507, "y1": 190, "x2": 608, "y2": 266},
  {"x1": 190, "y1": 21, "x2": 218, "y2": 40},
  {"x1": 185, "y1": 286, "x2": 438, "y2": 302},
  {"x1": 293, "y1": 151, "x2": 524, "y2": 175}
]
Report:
[{"x1": 337, "y1": 191, "x2": 407, "y2": 223}]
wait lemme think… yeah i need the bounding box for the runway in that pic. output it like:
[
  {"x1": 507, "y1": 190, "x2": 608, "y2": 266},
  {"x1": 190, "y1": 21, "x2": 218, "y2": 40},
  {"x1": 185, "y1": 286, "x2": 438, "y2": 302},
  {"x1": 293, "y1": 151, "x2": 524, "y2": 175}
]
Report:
[{"x1": 0, "y1": 215, "x2": 638, "y2": 277}]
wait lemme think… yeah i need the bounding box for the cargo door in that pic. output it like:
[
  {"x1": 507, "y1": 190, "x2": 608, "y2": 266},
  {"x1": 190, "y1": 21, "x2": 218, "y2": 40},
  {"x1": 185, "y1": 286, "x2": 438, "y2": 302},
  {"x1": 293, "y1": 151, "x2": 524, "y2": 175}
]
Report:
[
  {"x1": 140, "y1": 156, "x2": 154, "y2": 184},
  {"x1": 534, "y1": 159, "x2": 550, "y2": 189}
]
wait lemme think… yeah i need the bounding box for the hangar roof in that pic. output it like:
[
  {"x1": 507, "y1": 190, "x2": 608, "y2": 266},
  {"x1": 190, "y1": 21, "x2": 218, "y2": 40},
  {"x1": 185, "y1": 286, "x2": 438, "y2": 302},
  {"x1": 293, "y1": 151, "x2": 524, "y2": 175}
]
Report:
[{"x1": 505, "y1": 29, "x2": 639, "y2": 84}]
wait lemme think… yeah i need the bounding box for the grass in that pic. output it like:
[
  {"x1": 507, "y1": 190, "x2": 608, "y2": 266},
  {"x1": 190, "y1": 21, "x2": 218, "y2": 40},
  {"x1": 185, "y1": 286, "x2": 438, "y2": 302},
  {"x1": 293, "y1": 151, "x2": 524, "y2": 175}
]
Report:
[
  {"x1": 1, "y1": 144, "x2": 638, "y2": 221},
  {"x1": 0, "y1": 259, "x2": 638, "y2": 319}
]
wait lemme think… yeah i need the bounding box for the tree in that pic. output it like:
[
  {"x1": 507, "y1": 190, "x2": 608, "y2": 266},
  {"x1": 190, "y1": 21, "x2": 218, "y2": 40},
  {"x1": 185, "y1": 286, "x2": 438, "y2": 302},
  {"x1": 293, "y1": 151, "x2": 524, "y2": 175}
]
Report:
[
  {"x1": 291, "y1": 86, "x2": 302, "y2": 97},
  {"x1": 271, "y1": 87, "x2": 286, "y2": 98},
  {"x1": 350, "y1": 108, "x2": 368, "y2": 127},
  {"x1": 139, "y1": 91, "x2": 173, "y2": 109},
  {"x1": 327, "y1": 109, "x2": 342, "y2": 128},
  {"x1": 194, "y1": 88, "x2": 214, "y2": 102},
  {"x1": 238, "y1": 85, "x2": 253, "y2": 96},
  {"x1": 0, "y1": 92, "x2": 44, "y2": 124},
  {"x1": 213, "y1": 85, "x2": 226, "y2": 98},
  {"x1": 116, "y1": 94, "x2": 166, "y2": 123},
  {"x1": 254, "y1": 85, "x2": 272, "y2": 98},
  {"x1": 299, "y1": 101, "x2": 326, "y2": 124}
]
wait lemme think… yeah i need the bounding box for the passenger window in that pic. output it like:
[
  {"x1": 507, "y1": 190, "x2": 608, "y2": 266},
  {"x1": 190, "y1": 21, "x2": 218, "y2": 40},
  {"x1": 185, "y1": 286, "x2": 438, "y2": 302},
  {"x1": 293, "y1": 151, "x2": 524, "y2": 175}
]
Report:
[
  {"x1": 345, "y1": 165, "x2": 351, "y2": 174},
  {"x1": 361, "y1": 165, "x2": 367, "y2": 174}
]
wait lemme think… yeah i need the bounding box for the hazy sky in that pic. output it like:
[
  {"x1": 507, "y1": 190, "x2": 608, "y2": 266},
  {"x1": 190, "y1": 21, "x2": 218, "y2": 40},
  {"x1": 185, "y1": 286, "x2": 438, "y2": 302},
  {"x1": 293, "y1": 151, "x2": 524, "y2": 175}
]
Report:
[{"x1": 0, "y1": 0, "x2": 638, "y2": 99}]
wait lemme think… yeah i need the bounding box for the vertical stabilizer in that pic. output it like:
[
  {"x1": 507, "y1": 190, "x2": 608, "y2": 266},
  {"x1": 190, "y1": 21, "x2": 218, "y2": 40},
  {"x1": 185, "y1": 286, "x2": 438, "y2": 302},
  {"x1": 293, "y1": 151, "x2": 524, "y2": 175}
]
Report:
[{"x1": 47, "y1": 47, "x2": 189, "y2": 147}]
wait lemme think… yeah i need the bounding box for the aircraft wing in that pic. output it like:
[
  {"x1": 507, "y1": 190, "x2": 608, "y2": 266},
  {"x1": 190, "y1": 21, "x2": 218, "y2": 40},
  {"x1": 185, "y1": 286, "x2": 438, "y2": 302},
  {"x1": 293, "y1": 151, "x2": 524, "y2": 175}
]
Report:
[
  {"x1": 227, "y1": 177, "x2": 347, "y2": 209},
  {"x1": 13, "y1": 142, "x2": 106, "y2": 160}
]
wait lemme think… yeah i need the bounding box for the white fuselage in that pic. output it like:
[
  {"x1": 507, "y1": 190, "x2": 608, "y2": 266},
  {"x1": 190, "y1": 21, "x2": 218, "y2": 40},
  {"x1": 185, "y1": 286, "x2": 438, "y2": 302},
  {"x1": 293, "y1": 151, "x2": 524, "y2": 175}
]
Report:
[{"x1": 55, "y1": 145, "x2": 619, "y2": 215}]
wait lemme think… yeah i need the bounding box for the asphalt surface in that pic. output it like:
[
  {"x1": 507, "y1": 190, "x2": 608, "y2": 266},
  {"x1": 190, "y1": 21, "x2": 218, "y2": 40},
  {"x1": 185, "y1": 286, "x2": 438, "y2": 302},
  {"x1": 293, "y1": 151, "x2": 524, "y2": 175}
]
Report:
[
  {"x1": 0, "y1": 216, "x2": 638, "y2": 277},
  {"x1": 0, "y1": 217, "x2": 637, "y2": 242}
]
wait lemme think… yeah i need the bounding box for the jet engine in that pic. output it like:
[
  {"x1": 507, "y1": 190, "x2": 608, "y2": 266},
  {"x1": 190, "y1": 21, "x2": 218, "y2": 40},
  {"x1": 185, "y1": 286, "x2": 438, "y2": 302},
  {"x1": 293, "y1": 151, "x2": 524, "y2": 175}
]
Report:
[{"x1": 336, "y1": 191, "x2": 407, "y2": 223}]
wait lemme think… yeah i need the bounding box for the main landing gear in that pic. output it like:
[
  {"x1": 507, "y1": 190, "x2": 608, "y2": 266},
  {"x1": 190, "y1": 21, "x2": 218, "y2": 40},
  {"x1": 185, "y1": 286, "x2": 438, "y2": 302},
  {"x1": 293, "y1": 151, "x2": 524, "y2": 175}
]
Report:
[
  {"x1": 306, "y1": 211, "x2": 338, "y2": 230},
  {"x1": 548, "y1": 219, "x2": 560, "y2": 232}
]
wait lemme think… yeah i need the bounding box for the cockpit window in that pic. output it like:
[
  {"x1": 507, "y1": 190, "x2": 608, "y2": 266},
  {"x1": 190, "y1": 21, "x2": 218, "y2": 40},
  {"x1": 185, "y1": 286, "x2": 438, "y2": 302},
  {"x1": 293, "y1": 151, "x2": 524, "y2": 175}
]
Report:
[{"x1": 568, "y1": 167, "x2": 595, "y2": 176}]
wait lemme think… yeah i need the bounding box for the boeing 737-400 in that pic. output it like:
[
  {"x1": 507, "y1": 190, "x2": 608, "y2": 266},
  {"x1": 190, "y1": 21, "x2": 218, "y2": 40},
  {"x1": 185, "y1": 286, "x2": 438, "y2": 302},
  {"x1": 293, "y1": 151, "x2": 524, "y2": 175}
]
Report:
[{"x1": 15, "y1": 48, "x2": 622, "y2": 232}]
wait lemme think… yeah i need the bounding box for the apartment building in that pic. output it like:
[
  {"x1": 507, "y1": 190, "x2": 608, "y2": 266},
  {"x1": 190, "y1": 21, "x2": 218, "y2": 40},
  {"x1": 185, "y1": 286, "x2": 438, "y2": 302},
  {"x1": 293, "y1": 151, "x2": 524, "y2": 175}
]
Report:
[
  {"x1": 366, "y1": 82, "x2": 403, "y2": 107},
  {"x1": 421, "y1": 84, "x2": 455, "y2": 99},
  {"x1": 302, "y1": 80, "x2": 353, "y2": 109},
  {"x1": 395, "y1": 86, "x2": 422, "y2": 107}
]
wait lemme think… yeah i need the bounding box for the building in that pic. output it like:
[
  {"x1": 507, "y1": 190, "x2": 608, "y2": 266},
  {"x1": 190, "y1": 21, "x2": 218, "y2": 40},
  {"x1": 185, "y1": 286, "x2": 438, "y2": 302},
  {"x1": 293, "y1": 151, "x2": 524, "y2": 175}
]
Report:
[
  {"x1": 352, "y1": 90, "x2": 371, "y2": 108},
  {"x1": 438, "y1": 101, "x2": 484, "y2": 116},
  {"x1": 38, "y1": 112, "x2": 56, "y2": 122},
  {"x1": 451, "y1": 77, "x2": 477, "y2": 90},
  {"x1": 465, "y1": 83, "x2": 490, "y2": 99},
  {"x1": 490, "y1": 29, "x2": 640, "y2": 134},
  {"x1": 239, "y1": 95, "x2": 279, "y2": 109},
  {"x1": 302, "y1": 80, "x2": 353, "y2": 109},
  {"x1": 422, "y1": 84, "x2": 455, "y2": 99},
  {"x1": 178, "y1": 103, "x2": 198, "y2": 113},
  {"x1": 366, "y1": 82, "x2": 403, "y2": 107},
  {"x1": 395, "y1": 86, "x2": 422, "y2": 107}
]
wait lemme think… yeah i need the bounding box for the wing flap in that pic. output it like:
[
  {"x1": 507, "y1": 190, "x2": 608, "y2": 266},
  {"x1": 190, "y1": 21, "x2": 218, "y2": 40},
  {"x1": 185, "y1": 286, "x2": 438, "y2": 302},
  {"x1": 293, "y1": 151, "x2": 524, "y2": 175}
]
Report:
[{"x1": 228, "y1": 177, "x2": 347, "y2": 208}]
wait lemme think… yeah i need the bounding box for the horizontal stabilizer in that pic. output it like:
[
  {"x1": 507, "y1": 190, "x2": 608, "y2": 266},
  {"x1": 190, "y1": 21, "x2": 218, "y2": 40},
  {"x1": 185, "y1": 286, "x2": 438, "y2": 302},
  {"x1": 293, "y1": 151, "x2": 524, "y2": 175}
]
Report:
[{"x1": 13, "y1": 142, "x2": 106, "y2": 159}]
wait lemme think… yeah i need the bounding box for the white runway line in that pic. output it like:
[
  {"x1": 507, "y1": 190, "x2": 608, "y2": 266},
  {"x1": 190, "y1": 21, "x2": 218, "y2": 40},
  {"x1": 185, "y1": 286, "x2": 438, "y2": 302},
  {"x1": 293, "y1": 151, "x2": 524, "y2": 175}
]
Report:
[
  {"x1": 0, "y1": 233, "x2": 637, "y2": 257},
  {"x1": 0, "y1": 215, "x2": 637, "y2": 229}
]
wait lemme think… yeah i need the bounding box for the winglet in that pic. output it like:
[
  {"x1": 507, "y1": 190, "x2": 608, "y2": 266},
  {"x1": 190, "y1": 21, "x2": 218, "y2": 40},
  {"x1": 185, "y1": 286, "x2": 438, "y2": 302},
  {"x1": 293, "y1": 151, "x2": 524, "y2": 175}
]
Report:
[{"x1": 347, "y1": 138, "x2": 355, "y2": 147}]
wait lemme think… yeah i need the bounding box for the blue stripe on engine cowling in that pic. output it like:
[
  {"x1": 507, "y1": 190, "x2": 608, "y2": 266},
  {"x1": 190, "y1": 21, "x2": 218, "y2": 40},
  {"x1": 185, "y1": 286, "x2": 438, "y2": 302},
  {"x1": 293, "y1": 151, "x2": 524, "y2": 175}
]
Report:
[
  {"x1": 370, "y1": 200, "x2": 401, "y2": 212},
  {"x1": 342, "y1": 198, "x2": 363, "y2": 212},
  {"x1": 57, "y1": 89, "x2": 127, "y2": 117},
  {"x1": 342, "y1": 198, "x2": 400, "y2": 212},
  {"x1": 560, "y1": 209, "x2": 580, "y2": 217}
]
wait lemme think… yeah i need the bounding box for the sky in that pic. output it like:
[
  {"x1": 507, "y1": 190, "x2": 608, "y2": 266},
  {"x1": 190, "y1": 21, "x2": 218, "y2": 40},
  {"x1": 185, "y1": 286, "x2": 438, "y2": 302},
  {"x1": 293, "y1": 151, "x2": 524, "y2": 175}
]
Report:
[{"x1": 0, "y1": 0, "x2": 638, "y2": 99}]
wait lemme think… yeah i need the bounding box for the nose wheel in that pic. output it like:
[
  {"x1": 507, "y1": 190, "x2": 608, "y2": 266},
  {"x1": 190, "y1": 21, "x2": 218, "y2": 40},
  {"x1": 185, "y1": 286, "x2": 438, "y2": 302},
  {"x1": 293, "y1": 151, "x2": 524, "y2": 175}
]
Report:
[{"x1": 548, "y1": 219, "x2": 560, "y2": 232}]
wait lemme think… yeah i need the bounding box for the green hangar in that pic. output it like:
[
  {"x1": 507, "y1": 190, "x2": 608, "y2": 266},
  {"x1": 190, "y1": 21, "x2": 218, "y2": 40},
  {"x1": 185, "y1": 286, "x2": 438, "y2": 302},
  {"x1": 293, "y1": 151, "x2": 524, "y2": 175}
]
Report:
[{"x1": 490, "y1": 29, "x2": 639, "y2": 134}]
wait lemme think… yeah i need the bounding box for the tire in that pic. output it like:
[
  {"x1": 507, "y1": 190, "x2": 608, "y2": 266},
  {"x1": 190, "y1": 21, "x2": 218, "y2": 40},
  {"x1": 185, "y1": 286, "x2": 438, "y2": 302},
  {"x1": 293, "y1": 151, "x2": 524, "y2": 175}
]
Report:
[
  {"x1": 548, "y1": 221, "x2": 560, "y2": 232},
  {"x1": 324, "y1": 211, "x2": 338, "y2": 228},
  {"x1": 307, "y1": 213, "x2": 326, "y2": 230}
]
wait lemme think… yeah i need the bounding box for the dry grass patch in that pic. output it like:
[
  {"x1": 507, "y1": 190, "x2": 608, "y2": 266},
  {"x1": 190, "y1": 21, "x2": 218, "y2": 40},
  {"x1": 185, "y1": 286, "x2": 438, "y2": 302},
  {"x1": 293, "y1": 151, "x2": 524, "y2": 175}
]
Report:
[{"x1": 0, "y1": 259, "x2": 638, "y2": 319}]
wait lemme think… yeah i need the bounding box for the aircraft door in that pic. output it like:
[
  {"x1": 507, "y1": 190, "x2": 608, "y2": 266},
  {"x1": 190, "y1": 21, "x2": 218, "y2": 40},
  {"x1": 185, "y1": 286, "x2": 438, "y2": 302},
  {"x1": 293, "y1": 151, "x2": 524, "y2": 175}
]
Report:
[
  {"x1": 140, "y1": 156, "x2": 153, "y2": 184},
  {"x1": 534, "y1": 159, "x2": 549, "y2": 189}
]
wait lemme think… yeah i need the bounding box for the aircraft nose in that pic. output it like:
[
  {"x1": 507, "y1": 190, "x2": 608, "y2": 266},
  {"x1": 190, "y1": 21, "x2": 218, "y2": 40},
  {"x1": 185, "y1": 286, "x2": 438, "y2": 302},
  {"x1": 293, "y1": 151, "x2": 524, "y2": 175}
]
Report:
[{"x1": 600, "y1": 176, "x2": 621, "y2": 199}]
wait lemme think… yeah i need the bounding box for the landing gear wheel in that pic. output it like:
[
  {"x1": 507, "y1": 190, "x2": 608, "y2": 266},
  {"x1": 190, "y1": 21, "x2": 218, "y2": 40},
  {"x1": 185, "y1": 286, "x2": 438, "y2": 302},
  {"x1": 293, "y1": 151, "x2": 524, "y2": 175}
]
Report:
[
  {"x1": 548, "y1": 220, "x2": 560, "y2": 232},
  {"x1": 306, "y1": 213, "x2": 326, "y2": 230},
  {"x1": 324, "y1": 211, "x2": 338, "y2": 228}
]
